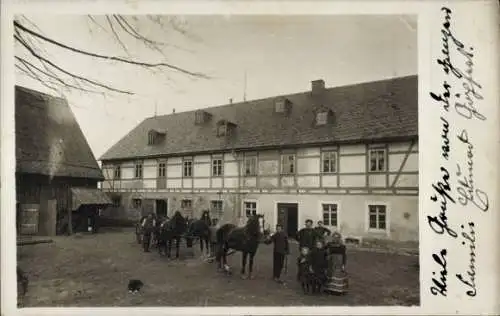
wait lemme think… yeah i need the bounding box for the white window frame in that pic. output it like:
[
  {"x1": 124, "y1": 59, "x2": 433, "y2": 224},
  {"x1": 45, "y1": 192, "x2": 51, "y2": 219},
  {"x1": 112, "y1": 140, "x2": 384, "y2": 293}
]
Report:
[
  {"x1": 368, "y1": 148, "x2": 387, "y2": 172},
  {"x1": 243, "y1": 200, "x2": 257, "y2": 218},
  {"x1": 243, "y1": 155, "x2": 257, "y2": 176},
  {"x1": 148, "y1": 131, "x2": 156, "y2": 145},
  {"x1": 316, "y1": 111, "x2": 329, "y2": 125},
  {"x1": 113, "y1": 165, "x2": 121, "y2": 179},
  {"x1": 157, "y1": 162, "x2": 166, "y2": 178},
  {"x1": 275, "y1": 99, "x2": 286, "y2": 113},
  {"x1": 181, "y1": 198, "x2": 192, "y2": 209},
  {"x1": 365, "y1": 202, "x2": 390, "y2": 235},
  {"x1": 183, "y1": 159, "x2": 193, "y2": 178},
  {"x1": 280, "y1": 153, "x2": 296, "y2": 175},
  {"x1": 134, "y1": 162, "x2": 143, "y2": 179},
  {"x1": 210, "y1": 200, "x2": 224, "y2": 217},
  {"x1": 321, "y1": 151, "x2": 338, "y2": 173},
  {"x1": 217, "y1": 124, "x2": 227, "y2": 137},
  {"x1": 212, "y1": 158, "x2": 223, "y2": 177},
  {"x1": 132, "y1": 198, "x2": 142, "y2": 209},
  {"x1": 319, "y1": 202, "x2": 340, "y2": 229}
]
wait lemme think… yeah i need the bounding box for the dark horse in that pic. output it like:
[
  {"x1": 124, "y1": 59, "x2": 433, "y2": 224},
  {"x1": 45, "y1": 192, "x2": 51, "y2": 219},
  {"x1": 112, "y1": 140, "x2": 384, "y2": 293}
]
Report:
[
  {"x1": 215, "y1": 214, "x2": 268, "y2": 279},
  {"x1": 157, "y1": 211, "x2": 187, "y2": 258},
  {"x1": 187, "y1": 210, "x2": 212, "y2": 258}
]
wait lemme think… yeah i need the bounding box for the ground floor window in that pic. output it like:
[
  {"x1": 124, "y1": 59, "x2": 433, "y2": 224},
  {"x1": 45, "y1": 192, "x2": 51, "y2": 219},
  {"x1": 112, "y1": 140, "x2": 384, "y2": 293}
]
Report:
[
  {"x1": 244, "y1": 201, "x2": 257, "y2": 217},
  {"x1": 132, "y1": 198, "x2": 142, "y2": 209},
  {"x1": 368, "y1": 204, "x2": 387, "y2": 230},
  {"x1": 210, "y1": 200, "x2": 223, "y2": 218},
  {"x1": 112, "y1": 195, "x2": 121, "y2": 207},
  {"x1": 322, "y1": 203, "x2": 338, "y2": 227}
]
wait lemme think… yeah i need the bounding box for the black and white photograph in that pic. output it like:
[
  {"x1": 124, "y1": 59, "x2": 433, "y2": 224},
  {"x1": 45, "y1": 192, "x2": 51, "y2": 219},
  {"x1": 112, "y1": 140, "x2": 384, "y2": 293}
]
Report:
[
  {"x1": 3, "y1": 2, "x2": 499, "y2": 315},
  {"x1": 13, "y1": 13, "x2": 420, "y2": 308}
]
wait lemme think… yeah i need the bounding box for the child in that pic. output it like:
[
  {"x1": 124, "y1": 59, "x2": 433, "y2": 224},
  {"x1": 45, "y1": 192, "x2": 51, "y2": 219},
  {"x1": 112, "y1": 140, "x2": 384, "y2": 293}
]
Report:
[
  {"x1": 297, "y1": 247, "x2": 313, "y2": 294},
  {"x1": 309, "y1": 240, "x2": 328, "y2": 294},
  {"x1": 269, "y1": 224, "x2": 289, "y2": 283}
]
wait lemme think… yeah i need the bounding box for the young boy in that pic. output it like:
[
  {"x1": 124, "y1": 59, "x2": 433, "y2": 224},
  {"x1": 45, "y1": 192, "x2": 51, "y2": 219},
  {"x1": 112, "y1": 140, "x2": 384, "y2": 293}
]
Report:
[
  {"x1": 269, "y1": 224, "x2": 289, "y2": 283},
  {"x1": 309, "y1": 240, "x2": 328, "y2": 294},
  {"x1": 297, "y1": 247, "x2": 313, "y2": 294}
]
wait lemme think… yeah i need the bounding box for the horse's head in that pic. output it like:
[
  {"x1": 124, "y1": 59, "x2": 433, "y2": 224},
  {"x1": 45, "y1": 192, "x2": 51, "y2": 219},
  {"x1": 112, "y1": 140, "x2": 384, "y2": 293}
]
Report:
[
  {"x1": 246, "y1": 214, "x2": 265, "y2": 237},
  {"x1": 201, "y1": 210, "x2": 211, "y2": 224}
]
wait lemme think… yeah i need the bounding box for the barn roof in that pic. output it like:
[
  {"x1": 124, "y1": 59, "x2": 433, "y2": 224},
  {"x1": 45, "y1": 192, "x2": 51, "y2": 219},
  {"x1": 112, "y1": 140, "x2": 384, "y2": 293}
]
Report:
[
  {"x1": 100, "y1": 75, "x2": 418, "y2": 161},
  {"x1": 15, "y1": 86, "x2": 104, "y2": 180}
]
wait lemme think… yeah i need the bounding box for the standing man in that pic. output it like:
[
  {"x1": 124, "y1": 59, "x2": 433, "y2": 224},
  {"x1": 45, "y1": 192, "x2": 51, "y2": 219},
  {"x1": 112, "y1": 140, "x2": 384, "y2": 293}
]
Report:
[
  {"x1": 141, "y1": 213, "x2": 156, "y2": 252},
  {"x1": 267, "y1": 224, "x2": 289, "y2": 283},
  {"x1": 297, "y1": 219, "x2": 315, "y2": 251},
  {"x1": 314, "y1": 221, "x2": 331, "y2": 243}
]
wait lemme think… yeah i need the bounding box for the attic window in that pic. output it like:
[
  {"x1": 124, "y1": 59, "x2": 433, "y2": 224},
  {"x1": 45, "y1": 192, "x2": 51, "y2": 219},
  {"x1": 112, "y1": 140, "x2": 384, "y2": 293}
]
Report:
[
  {"x1": 217, "y1": 124, "x2": 228, "y2": 137},
  {"x1": 195, "y1": 110, "x2": 212, "y2": 125},
  {"x1": 147, "y1": 129, "x2": 166, "y2": 145},
  {"x1": 274, "y1": 98, "x2": 291, "y2": 114},
  {"x1": 316, "y1": 110, "x2": 330, "y2": 126}
]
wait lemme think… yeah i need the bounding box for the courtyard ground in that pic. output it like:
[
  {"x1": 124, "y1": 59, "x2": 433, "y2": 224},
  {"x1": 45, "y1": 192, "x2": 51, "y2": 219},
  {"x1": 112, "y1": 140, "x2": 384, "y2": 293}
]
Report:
[{"x1": 17, "y1": 228, "x2": 420, "y2": 307}]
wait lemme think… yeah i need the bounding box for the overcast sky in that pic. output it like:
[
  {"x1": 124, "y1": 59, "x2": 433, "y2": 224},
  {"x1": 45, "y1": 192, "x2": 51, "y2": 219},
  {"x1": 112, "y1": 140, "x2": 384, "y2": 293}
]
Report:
[{"x1": 15, "y1": 15, "x2": 417, "y2": 159}]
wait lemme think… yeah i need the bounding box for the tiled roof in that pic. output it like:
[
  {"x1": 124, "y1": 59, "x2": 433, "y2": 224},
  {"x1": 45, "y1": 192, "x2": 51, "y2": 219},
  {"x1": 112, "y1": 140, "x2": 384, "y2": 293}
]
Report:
[
  {"x1": 100, "y1": 75, "x2": 418, "y2": 161},
  {"x1": 71, "y1": 187, "x2": 112, "y2": 210},
  {"x1": 16, "y1": 86, "x2": 104, "y2": 180}
]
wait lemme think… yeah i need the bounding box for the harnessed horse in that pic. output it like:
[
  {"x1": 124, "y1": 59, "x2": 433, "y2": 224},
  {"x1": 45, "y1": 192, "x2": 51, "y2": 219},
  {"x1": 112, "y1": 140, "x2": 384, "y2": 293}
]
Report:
[
  {"x1": 156, "y1": 211, "x2": 187, "y2": 258},
  {"x1": 215, "y1": 214, "x2": 269, "y2": 279},
  {"x1": 187, "y1": 210, "x2": 212, "y2": 258}
]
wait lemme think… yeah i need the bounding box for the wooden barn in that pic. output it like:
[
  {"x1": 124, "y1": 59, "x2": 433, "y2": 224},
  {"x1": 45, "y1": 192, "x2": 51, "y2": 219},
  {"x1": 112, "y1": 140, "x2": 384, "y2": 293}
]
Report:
[{"x1": 15, "y1": 86, "x2": 111, "y2": 236}]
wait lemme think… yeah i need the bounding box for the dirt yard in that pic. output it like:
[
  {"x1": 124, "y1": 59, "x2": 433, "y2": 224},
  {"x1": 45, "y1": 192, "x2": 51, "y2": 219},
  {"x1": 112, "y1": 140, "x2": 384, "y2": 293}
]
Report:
[{"x1": 17, "y1": 228, "x2": 420, "y2": 307}]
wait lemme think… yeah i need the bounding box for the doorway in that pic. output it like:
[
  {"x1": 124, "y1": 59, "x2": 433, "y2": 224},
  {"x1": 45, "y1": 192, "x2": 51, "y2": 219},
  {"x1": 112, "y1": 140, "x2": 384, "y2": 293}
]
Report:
[
  {"x1": 155, "y1": 199, "x2": 168, "y2": 218},
  {"x1": 276, "y1": 203, "x2": 299, "y2": 239}
]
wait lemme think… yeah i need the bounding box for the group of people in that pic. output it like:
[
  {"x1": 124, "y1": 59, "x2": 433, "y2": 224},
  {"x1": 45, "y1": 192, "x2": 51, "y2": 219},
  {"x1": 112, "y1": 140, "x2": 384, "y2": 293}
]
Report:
[{"x1": 267, "y1": 219, "x2": 348, "y2": 295}]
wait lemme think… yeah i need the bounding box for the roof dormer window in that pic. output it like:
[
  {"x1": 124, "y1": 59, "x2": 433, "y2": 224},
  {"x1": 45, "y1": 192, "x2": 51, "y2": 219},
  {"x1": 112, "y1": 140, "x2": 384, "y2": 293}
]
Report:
[
  {"x1": 195, "y1": 110, "x2": 212, "y2": 125},
  {"x1": 147, "y1": 129, "x2": 166, "y2": 145},
  {"x1": 315, "y1": 109, "x2": 333, "y2": 126},
  {"x1": 216, "y1": 119, "x2": 236, "y2": 138},
  {"x1": 274, "y1": 98, "x2": 291, "y2": 115}
]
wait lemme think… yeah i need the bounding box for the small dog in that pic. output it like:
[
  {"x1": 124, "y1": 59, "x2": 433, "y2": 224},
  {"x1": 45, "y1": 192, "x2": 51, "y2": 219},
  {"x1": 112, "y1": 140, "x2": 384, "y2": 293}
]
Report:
[{"x1": 127, "y1": 279, "x2": 144, "y2": 294}]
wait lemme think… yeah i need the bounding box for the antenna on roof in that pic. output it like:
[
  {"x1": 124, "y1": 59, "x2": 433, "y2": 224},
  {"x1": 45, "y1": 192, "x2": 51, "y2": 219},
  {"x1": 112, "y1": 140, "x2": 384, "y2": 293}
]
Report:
[
  {"x1": 243, "y1": 70, "x2": 247, "y2": 102},
  {"x1": 154, "y1": 101, "x2": 158, "y2": 117}
]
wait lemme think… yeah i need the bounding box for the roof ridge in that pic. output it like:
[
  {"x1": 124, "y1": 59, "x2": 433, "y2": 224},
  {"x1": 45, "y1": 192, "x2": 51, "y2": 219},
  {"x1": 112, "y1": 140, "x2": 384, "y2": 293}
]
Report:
[{"x1": 144, "y1": 74, "x2": 418, "y2": 120}]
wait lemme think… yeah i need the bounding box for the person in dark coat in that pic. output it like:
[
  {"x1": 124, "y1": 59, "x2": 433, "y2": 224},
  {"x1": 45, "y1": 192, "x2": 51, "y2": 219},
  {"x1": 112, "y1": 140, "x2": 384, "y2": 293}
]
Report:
[
  {"x1": 297, "y1": 246, "x2": 314, "y2": 294},
  {"x1": 314, "y1": 221, "x2": 331, "y2": 243},
  {"x1": 267, "y1": 224, "x2": 290, "y2": 283},
  {"x1": 309, "y1": 240, "x2": 328, "y2": 294},
  {"x1": 141, "y1": 213, "x2": 156, "y2": 252},
  {"x1": 296, "y1": 219, "x2": 315, "y2": 251}
]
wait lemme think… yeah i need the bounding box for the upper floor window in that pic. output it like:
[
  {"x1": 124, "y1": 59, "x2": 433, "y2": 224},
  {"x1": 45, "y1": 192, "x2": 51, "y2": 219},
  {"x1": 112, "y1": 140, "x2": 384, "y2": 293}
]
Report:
[
  {"x1": 211, "y1": 200, "x2": 223, "y2": 217},
  {"x1": 275, "y1": 99, "x2": 286, "y2": 113},
  {"x1": 316, "y1": 111, "x2": 329, "y2": 126},
  {"x1": 369, "y1": 148, "x2": 386, "y2": 172},
  {"x1": 280, "y1": 154, "x2": 296, "y2": 174},
  {"x1": 244, "y1": 201, "x2": 257, "y2": 217},
  {"x1": 181, "y1": 199, "x2": 192, "y2": 209},
  {"x1": 132, "y1": 198, "x2": 142, "y2": 209},
  {"x1": 183, "y1": 160, "x2": 193, "y2": 177},
  {"x1": 158, "y1": 162, "x2": 166, "y2": 178},
  {"x1": 322, "y1": 151, "x2": 337, "y2": 173},
  {"x1": 244, "y1": 156, "x2": 257, "y2": 176},
  {"x1": 368, "y1": 204, "x2": 387, "y2": 230},
  {"x1": 322, "y1": 203, "x2": 338, "y2": 227},
  {"x1": 212, "y1": 159, "x2": 223, "y2": 177},
  {"x1": 134, "y1": 162, "x2": 143, "y2": 179},
  {"x1": 113, "y1": 165, "x2": 121, "y2": 179}
]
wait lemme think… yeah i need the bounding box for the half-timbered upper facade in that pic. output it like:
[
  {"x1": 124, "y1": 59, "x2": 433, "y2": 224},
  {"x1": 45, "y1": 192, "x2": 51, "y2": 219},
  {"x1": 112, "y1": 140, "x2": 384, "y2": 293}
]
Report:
[{"x1": 100, "y1": 75, "x2": 418, "y2": 242}]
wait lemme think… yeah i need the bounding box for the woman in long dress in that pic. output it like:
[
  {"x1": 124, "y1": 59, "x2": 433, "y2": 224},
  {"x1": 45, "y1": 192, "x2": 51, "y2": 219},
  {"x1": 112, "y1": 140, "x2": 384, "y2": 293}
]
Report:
[{"x1": 324, "y1": 232, "x2": 348, "y2": 295}]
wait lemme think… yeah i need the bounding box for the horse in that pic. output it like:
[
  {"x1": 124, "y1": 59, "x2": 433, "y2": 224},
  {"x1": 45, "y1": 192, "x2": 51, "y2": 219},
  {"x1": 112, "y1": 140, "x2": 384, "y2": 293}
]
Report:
[
  {"x1": 187, "y1": 210, "x2": 212, "y2": 258},
  {"x1": 215, "y1": 214, "x2": 269, "y2": 279},
  {"x1": 157, "y1": 211, "x2": 187, "y2": 259}
]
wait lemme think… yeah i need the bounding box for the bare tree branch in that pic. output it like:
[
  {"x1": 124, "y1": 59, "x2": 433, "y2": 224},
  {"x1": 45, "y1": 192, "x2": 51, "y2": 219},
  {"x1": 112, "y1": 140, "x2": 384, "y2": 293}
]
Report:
[
  {"x1": 105, "y1": 15, "x2": 131, "y2": 56},
  {"x1": 16, "y1": 56, "x2": 103, "y2": 95},
  {"x1": 14, "y1": 20, "x2": 209, "y2": 79},
  {"x1": 15, "y1": 33, "x2": 134, "y2": 95}
]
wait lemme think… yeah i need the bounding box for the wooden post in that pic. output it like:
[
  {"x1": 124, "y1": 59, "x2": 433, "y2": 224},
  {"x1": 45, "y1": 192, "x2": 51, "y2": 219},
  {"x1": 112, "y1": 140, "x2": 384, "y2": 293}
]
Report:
[{"x1": 68, "y1": 207, "x2": 73, "y2": 235}]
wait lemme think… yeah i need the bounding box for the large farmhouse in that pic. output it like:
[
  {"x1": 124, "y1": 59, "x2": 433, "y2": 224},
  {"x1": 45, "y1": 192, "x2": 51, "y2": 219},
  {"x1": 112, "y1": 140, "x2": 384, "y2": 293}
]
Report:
[
  {"x1": 100, "y1": 75, "x2": 418, "y2": 242},
  {"x1": 16, "y1": 86, "x2": 111, "y2": 236}
]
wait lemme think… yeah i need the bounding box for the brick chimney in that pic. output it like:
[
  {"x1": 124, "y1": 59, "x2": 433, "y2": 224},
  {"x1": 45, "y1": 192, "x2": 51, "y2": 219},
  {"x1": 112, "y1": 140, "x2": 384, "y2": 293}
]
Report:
[{"x1": 311, "y1": 79, "x2": 325, "y2": 96}]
